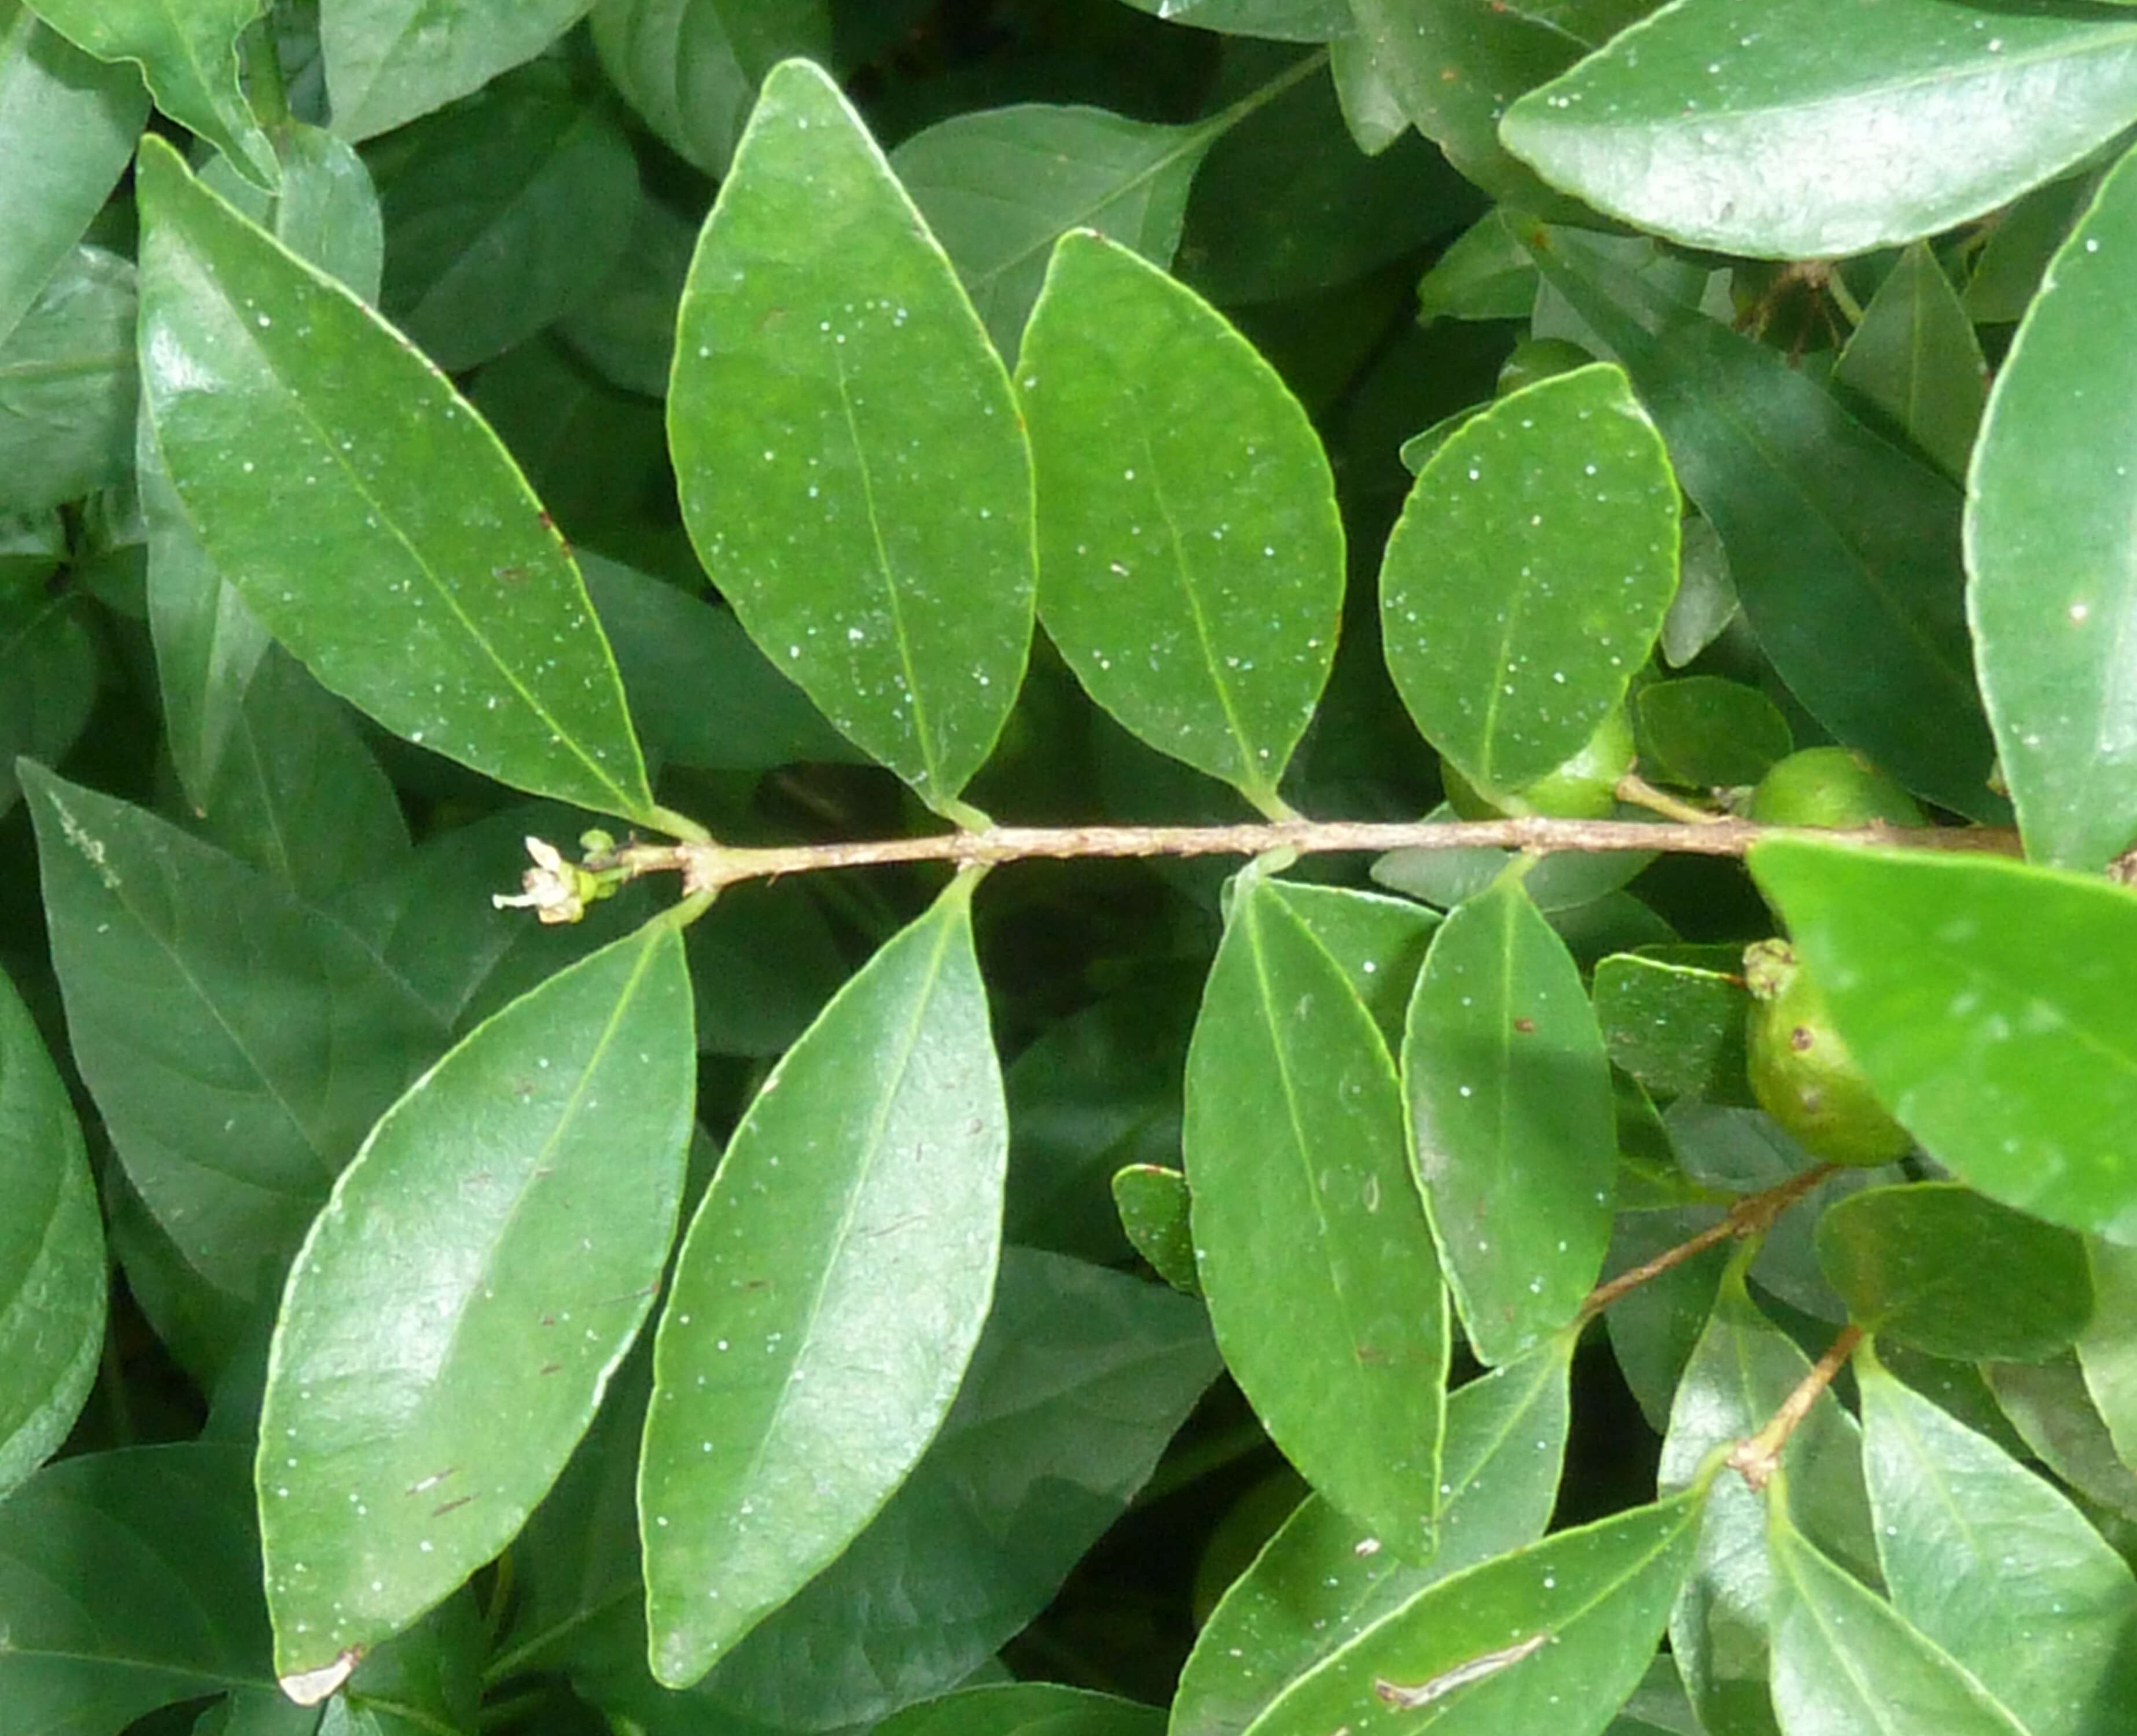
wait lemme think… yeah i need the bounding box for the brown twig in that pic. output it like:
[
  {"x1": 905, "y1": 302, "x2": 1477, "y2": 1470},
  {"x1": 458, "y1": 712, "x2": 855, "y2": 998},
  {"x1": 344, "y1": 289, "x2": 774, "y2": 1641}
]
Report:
[
  {"x1": 1728, "y1": 1323, "x2": 1865, "y2": 1492},
  {"x1": 1577, "y1": 1163, "x2": 1836, "y2": 1324}
]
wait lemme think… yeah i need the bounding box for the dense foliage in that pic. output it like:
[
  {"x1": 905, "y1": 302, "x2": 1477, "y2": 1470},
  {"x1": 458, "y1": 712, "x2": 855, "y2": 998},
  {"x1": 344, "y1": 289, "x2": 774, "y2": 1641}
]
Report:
[{"x1": 5, "y1": 3, "x2": 2137, "y2": 1735}]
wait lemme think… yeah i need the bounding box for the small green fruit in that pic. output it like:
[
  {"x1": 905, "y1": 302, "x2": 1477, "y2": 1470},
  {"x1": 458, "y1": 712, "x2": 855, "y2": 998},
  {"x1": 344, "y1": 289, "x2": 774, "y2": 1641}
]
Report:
[
  {"x1": 1744, "y1": 939, "x2": 1911, "y2": 1167},
  {"x1": 1441, "y1": 706, "x2": 1635, "y2": 821},
  {"x1": 1495, "y1": 337, "x2": 1593, "y2": 398},
  {"x1": 1746, "y1": 746, "x2": 1926, "y2": 829}
]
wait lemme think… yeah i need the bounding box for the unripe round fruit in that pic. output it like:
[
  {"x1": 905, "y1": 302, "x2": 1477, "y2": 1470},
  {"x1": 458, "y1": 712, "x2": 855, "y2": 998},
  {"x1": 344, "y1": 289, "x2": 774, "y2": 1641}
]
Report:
[
  {"x1": 1440, "y1": 706, "x2": 1636, "y2": 821},
  {"x1": 1744, "y1": 939, "x2": 1911, "y2": 1167},
  {"x1": 1495, "y1": 337, "x2": 1593, "y2": 399},
  {"x1": 1746, "y1": 746, "x2": 1926, "y2": 830}
]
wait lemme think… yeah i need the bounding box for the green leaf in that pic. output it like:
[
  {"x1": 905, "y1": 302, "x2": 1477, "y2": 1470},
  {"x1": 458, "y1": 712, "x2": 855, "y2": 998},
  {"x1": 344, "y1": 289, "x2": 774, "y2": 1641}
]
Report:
[
  {"x1": 1502, "y1": 0, "x2": 2137, "y2": 259},
  {"x1": 200, "y1": 119, "x2": 384, "y2": 301},
  {"x1": 21, "y1": 763, "x2": 444, "y2": 1301},
  {"x1": 0, "y1": 241, "x2": 135, "y2": 514},
  {"x1": 1017, "y1": 231, "x2": 1342, "y2": 811},
  {"x1": 1766, "y1": 1500, "x2": 2030, "y2": 1736},
  {"x1": 1237, "y1": 1485, "x2": 1706, "y2": 1736},
  {"x1": 1599, "y1": 1207, "x2": 1731, "y2": 1433},
  {"x1": 134, "y1": 135, "x2": 661, "y2": 826},
  {"x1": 1415, "y1": 208, "x2": 1540, "y2": 326},
  {"x1": 1175, "y1": 1337, "x2": 1574, "y2": 1736},
  {"x1": 321, "y1": 0, "x2": 597, "y2": 141},
  {"x1": 1379, "y1": 363, "x2": 1677, "y2": 802},
  {"x1": 1348, "y1": 0, "x2": 1651, "y2": 208},
  {"x1": 1372, "y1": 804, "x2": 1655, "y2": 915},
  {"x1": 1260, "y1": 880, "x2": 1440, "y2": 1051},
  {"x1": 684, "y1": 880, "x2": 849, "y2": 1057},
  {"x1": 373, "y1": 66, "x2": 639, "y2": 373},
  {"x1": 1113, "y1": 0, "x2": 1350, "y2": 41},
  {"x1": 1660, "y1": 1259, "x2": 1873, "y2": 1736},
  {"x1": 1593, "y1": 948, "x2": 1751, "y2": 1105},
  {"x1": 0, "y1": 1444, "x2": 274, "y2": 1730},
  {"x1": 669, "y1": 58, "x2": 1033, "y2": 818},
  {"x1": 1524, "y1": 222, "x2": 2001, "y2": 821},
  {"x1": 1111, "y1": 1163, "x2": 1198, "y2": 1294},
  {"x1": 1969, "y1": 142, "x2": 2137, "y2": 872},
  {"x1": 579, "y1": 552, "x2": 860, "y2": 773},
  {"x1": 895, "y1": 104, "x2": 1221, "y2": 356},
  {"x1": 258, "y1": 919, "x2": 695, "y2": 1683},
  {"x1": 1831, "y1": 242, "x2": 1985, "y2": 481},
  {"x1": 0, "y1": 1, "x2": 148, "y2": 348},
  {"x1": 556, "y1": 195, "x2": 695, "y2": 398},
  {"x1": 1750, "y1": 840, "x2": 2137, "y2": 1241},
  {"x1": 877, "y1": 1684, "x2": 1162, "y2": 1736},
  {"x1": 1185, "y1": 868, "x2": 1448, "y2": 1553},
  {"x1": 1965, "y1": 172, "x2": 2092, "y2": 325},
  {"x1": 0, "y1": 961, "x2": 103, "y2": 1498},
  {"x1": 1403, "y1": 874, "x2": 1616, "y2": 1365},
  {"x1": 1330, "y1": 32, "x2": 1407, "y2": 155},
  {"x1": 1857, "y1": 1344, "x2": 2137, "y2": 1736},
  {"x1": 1660, "y1": 517, "x2": 1737, "y2": 668},
  {"x1": 641, "y1": 873, "x2": 1005, "y2": 1687},
  {"x1": 1983, "y1": 1354, "x2": 2137, "y2": 1518},
  {"x1": 0, "y1": 587, "x2": 96, "y2": 818},
  {"x1": 28, "y1": 0, "x2": 275, "y2": 187},
  {"x1": 590, "y1": 0, "x2": 830, "y2": 178},
  {"x1": 1635, "y1": 676, "x2": 1791, "y2": 790},
  {"x1": 1816, "y1": 1183, "x2": 2092, "y2": 1363},
  {"x1": 2077, "y1": 1238, "x2": 2137, "y2": 1474}
]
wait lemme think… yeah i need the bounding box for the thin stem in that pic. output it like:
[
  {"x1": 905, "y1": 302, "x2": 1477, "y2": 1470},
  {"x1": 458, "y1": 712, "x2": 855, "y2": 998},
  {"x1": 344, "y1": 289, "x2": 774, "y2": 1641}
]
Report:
[
  {"x1": 1579, "y1": 1163, "x2": 1835, "y2": 1324},
  {"x1": 1616, "y1": 771, "x2": 1728, "y2": 826},
  {"x1": 1728, "y1": 1323, "x2": 1864, "y2": 1492}
]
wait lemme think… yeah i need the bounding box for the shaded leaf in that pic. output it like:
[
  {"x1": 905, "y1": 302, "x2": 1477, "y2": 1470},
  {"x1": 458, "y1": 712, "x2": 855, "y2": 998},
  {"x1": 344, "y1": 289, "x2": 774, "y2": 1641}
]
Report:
[
  {"x1": 2077, "y1": 1237, "x2": 2137, "y2": 1474},
  {"x1": 0, "y1": 241, "x2": 135, "y2": 514},
  {"x1": 1592, "y1": 948, "x2": 1751, "y2": 1106},
  {"x1": 1832, "y1": 241, "x2": 1985, "y2": 480},
  {"x1": 1186, "y1": 867, "x2": 1448, "y2": 1553},
  {"x1": 1983, "y1": 1355, "x2": 2137, "y2": 1519},
  {"x1": 879, "y1": 1684, "x2": 1162, "y2": 1736},
  {"x1": 0, "y1": 1, "x2": 148, "y2": 348},
  {"x1": 199, "y1": 119, "x2": 384, "y2": 301},
  {"x1": 1503, "y1": 0, "x2": 2137, "y2": 259},
  {"x1": 1330, "y1": 32, "x2": 1406, "y2": 155},
  {"x1": 0, "y1": 587, "x2": 97, "y2": 818},
  {"x1": 1818, "y1": 1183, "x2": 2091, "y2": 1363},
  {"x1": 642, "y1": 874, "x2": 1005, "y2": 1687},
  {"x1": 322, "y1": 0, "x2": 595, "y2": 141},
  {"x1": 0, "y1": 961, "x2": 104, "y2": 1498},
  {"x1": 22, "y1": 763, "x2": 444, "y2": 1301},
  {"x1": 1379, "y1": 363, "x2": 1677, "y2": 803},
  {"x1": 1415, "y1": 208, "x2": 1539, "y2": 326},
  {"x1": 1968, "y1": 142, "x2": 2137, "y2": 871},
  {"x1": 1371, "y1": 804, "x2": 1654, "y2": 915},
  {"x1": 1659, "y1": 517, "x2": 1737, "y2": 668},
  {"x1": 669, "y1": 59, "x2": 1033, "y2": 818},
  {"x1": 1112, "y1": 1164, "x2": 1198, "y2": 1294},
  {"x1": 1751, "y1": 840, "x2": 2137, "y2": 1241},
  {"x1": 135, "y1": 136, "x2": 660, "y2": 825},
  {"x1": 1018, "y1": 231, "x2": 1342, "y2": 811},
  {"x1": 1636, "y1": 676, "x2": 1790, "y2": 790},
  {"x1": 1114, "y1": 0, "x2": 1350, "y2": 41},
  {"x1": 556, "y1": 195, "x2": 696, "y2": 398},
  {"x1": 1403, "y1": 874, "x2": 1616, "y2": 1365},
  {"x1": 258, "y1": 920, "x2": 694, "y2": 1681}
]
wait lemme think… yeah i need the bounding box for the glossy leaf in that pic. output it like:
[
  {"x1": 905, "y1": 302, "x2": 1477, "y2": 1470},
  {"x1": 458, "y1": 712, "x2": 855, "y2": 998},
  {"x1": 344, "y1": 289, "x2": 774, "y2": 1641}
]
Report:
[
  {"x1": 28, "y1": 0, "x2": 275, "y2": 187},
  {"x1": 22, "y1": 763, "x2": 444, "y2": 1300},
  {"x1": 881, "y1": 1684, "x2": 1162, "y2": 1736},
  {"x1": 373, "y1": 67, "x2": 638, "y2": 373},
  {"x1": 0, "y1": 960, "x2": 104, "y2": 1498},
  {"x1": 1766, "y1": 1503, "x2": 2029, "y2": 1736},
  {"x1": 642, "y1": 874, "x2": 1005, "y2": 1687},
  {"x1": 1174, "y1": 1336, "x2": 1574, "y2": 1736},
  {"x1": 669, "y1": 58, "x2": 1033, "y2": 818},
  {"x1": 0, "y1": 1445, "x2": 274, "y2": 1731},
  {"x1": 1261, "y1": 880, "x2": 1440, "y2": 1051},
  {"x1": 1593, "y1": 948, "x2": 1750, "y2": 1105},
  {"x1": 1112, "y1": 1164, "x2": 1198, "y2": 1294},
  {"x1": 1524, "y1": 222, "x2": 2001, "y2": 821},
  {"x1": 1018, "y1": 231, "x2": 1342, "y2": 811},
  {"x1": 135, "y1": 136, "x2": 660, "y2": 826},
  {"x1": 1969, "y1": 143, "x2": 2137, "y2": 871},
  {"x1": 897, "y1": 104, "x2": 1222, "y2": 357},
  {"x1": 1379, "y1": 363, "x2": 1677, "y2": 803},
  {"x1": 1660, "y1": 1258, "x2": 1873, "y2": 1736},
  {"x1": 1330, "y1": 32, "x2": 1406, "y2": 155},
  {"x1": 257, "y1": 919, "x2": 695, "y2": 1682},
  {"x1": 1832, "y1": 242, "x2": 1985, "y2": 481},
  {"x1": 322, "y1": 0, "x2": 595, "y2": 141},
  {"x1": 1984, "y1": 1355, "x2": 2137, "y2": 1518},
  {"x1": 0, "y1": 587, "x2": 96, "y2": 816},
  {"x1": 1348, "y1": 0, "x2": 1652, "y2": 208},
  {"x1": 1636, "y1": 676, "x2": 1791, "y2": 790},
  {"x1": 199, "y1": 119, "x2": 384, "y2": 302},
  {"x1": 1237, "y1": 1485, "x2": 1707, "y2": 1736},
  {"x1": 0, "y1": 1, "x2": 148, "y2": 348},
  {"x1": 1403, "y1": 874, "x2": 1616, "y2": 1365},
  {"x1": 1503, "y1": 0, "x2": 2137, "y2": 260},
  {"x1": 0, "y1": 241, "x2": 135, "y2": 514},
  {"x1": 1857, "y1": 1344, "x2": 2137, "y2": 1736},
  {"x1": 1185, "y1": 867, "x2": 1448, "y2": 1554},
  {"x1": 2077, "y1": 1238, "x2": 2137, "y2": 1474},
  {"x1": 1817, "y1": 1183, "x2": 2091, "y2": 1363},
  {"x1": 591, "y1": 0, "x2": 829, "y2": 178},
  {"x1": 1372, "y1": 804, "x2": 1654, "y2": 915},
  {"x1": 1750, "y1": 840, "x2": 2137, "y2": 1241},
  {"x1": 1113, "y1": 0, "x2": 1349, "y2": 41}
]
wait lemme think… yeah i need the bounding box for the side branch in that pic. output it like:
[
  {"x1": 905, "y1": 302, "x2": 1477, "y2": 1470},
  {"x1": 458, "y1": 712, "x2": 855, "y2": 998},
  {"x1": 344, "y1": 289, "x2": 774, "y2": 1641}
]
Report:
[
  {"x1": 1728, "y1": 1324, "x2": 1864, "y2": 1492},
  {"x1": 1577, "y1": 1163, "x2": 1836, "y2": 1324}
]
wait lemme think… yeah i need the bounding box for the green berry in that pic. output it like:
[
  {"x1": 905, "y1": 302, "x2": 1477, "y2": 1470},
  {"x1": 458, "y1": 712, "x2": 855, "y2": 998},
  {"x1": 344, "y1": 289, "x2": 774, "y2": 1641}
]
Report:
[
  {"x1": 1746, "y1": 746, "x2": 1926, "y2": 829},
  {"x1": 1744, "y1": 939, "x2": 1911, "y2": 1167},
  {"x1": 1441, "y1": 707, "x2": 1635, "y2": 821}
]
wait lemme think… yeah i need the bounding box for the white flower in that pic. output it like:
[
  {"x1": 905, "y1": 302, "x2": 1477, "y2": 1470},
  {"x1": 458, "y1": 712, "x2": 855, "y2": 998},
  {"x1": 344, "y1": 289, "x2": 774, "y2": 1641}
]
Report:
[{"x1": 492, "y1": 836, "x2": 586, "y2": 925}]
